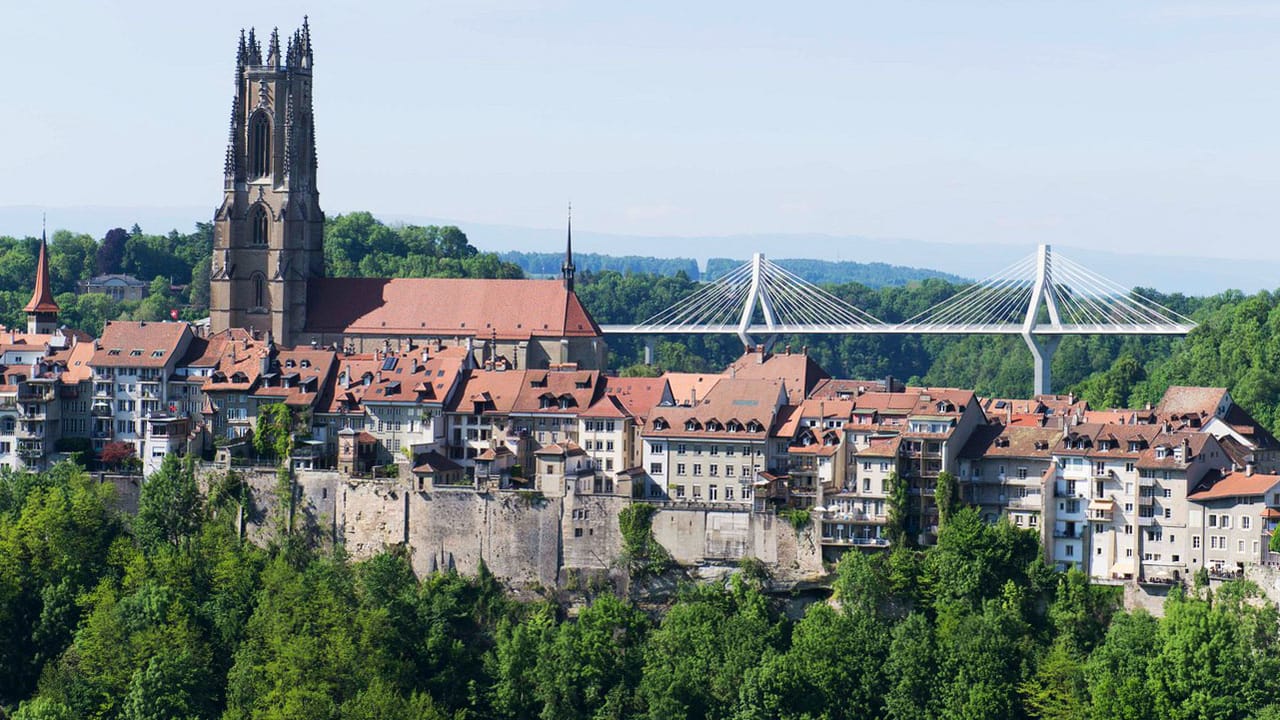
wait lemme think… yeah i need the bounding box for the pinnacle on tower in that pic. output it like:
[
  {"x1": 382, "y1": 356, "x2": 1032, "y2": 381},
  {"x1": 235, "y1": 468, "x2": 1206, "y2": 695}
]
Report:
[
  {"x1": 25, "y1": 223, "x2": 60, "y2": 329},
  {"x1": 561, "y1": 203, "x2": 575, "y2": 292},
  {"x1": 267, "y1": 27, "x2": 280, "y2": 67}
]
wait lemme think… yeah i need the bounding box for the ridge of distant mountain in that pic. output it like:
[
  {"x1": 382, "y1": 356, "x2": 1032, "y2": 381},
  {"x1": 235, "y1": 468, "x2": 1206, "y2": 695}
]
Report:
[
  {"x1": 499, "y1": 251, "x2": 965, "y2": 287},
  {"x1": 2, "y1": 205, "x2": 1274, "y2": 295}
]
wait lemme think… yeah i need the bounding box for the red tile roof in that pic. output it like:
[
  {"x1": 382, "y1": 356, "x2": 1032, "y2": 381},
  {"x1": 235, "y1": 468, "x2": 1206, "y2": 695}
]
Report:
[
  {"x1": 1188, "y1": 469, "x2": 1280, "y2": 501},
  {"x1": 726, "y1": 349, "x2": 830, "y2": 403},
  {"x1": 92, "y1": 321, "x2": 191, "y2": 368},
  {"x1": 304, "y1": 278, "x2": 600, "y2": 340},
  {"x1": 24, "y1": 236, "x2": 59, "y2": 315}
]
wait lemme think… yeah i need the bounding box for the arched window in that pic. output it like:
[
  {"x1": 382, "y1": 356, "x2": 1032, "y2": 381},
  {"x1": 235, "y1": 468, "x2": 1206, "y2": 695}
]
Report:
[
  {"x1": 252, "y1": 273, "x2": 267, "y2": 310},
  {"x1": 250, "y1": 204, "x2": 269, "y2": 246},
  {"x1": 248, "y1": 111, "x2": 271, "y2": 179}
]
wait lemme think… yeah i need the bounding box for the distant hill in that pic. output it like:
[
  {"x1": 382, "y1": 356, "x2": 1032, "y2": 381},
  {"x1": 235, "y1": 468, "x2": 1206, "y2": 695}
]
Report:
[
  {"x1": 500, "y1": 251, "x2": 966, "y2": 287},
  {"x1": 499, "y1": 251, "x2": 701, "y2": 279},
  {"x1": 704, "y1": 257, "x2": 967, "y2": 287}
]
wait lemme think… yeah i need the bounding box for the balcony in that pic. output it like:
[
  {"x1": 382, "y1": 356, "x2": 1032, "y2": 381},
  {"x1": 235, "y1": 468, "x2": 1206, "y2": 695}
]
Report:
[
  {"x1": 1007, "y1": 496, "x2": 1044, "y2": 510},
  {"x1": 1054, "y1": 528, "x2": 1084, "y2": 539},
  {"x1": 17, "y1": 388, "x2": 53, "y2": 402},
  {"x1": 821, "y1": 533, "x2": 890, "y2": 547},
  {"x1": 16, "y1": 426, "x2": 44, "y2": 440}
]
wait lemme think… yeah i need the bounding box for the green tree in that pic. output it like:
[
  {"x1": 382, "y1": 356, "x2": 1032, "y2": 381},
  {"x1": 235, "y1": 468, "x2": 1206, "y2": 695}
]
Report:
[
  {"x1": 886, "y1": 471, "x2": 910, "y2": 547},
  {"x1": 935, "y1": 470, "x2": 959, "y2": 527},
  {"x1": 134, "y1": 454, "x2": 202, "y2": 550}
]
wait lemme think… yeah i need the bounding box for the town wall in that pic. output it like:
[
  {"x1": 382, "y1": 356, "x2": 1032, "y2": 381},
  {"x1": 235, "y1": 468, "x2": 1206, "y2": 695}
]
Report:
[{"x1": 205, "y1": 466, "x2": 825, "y2": 589}]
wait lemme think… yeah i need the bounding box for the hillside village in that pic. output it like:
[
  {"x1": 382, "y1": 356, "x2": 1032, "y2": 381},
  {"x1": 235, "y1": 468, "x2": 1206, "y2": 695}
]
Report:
[
  {"x1": 7, "y1": 230, "x2": 1279, "y2": 590},
  {"x1": 4, "y1": 20, "x2": 1276, "y2": 596}
]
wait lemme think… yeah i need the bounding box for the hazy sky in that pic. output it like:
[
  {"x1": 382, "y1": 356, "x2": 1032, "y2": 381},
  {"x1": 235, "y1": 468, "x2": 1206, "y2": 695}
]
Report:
[{"x1": 2, "y1": 1, "x2": 1277, "y2": 260}]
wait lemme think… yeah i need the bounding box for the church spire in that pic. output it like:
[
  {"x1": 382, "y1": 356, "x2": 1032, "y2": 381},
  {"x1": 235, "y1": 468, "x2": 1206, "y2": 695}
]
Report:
[
  {"x1": 561, "y1": 203, "x2": 575, "y2": 292},
  {"x1": 25, "y1": 219, "x2": 59, "y2": 334}
]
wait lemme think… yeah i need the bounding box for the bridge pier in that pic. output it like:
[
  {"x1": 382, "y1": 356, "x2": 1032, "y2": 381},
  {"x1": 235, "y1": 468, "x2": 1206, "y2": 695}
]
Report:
[
  {"x1": 1022, "y1": 333, "x2": 1061, "y2": 396},
  {"x1": 643, "y1": 338, "x2": 654, "y2": 365}
]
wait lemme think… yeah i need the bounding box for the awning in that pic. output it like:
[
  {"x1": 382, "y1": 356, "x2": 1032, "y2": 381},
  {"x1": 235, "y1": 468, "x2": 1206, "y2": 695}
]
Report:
[
  {"x1": 1262, "y1": 508, "x2": 1280, "y2": 520},
  {"x1": 1109, "y1": 562, "x2": 1134, "y2": 577},
  {"x1": 1088, "y1": 498, "x2": 1115, "y2": 511}
]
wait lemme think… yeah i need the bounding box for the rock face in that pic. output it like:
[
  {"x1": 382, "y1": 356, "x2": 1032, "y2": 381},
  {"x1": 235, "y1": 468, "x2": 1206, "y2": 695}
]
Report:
[{"x1": 214, "y1": 468, "x2": 824, "y2": 588}]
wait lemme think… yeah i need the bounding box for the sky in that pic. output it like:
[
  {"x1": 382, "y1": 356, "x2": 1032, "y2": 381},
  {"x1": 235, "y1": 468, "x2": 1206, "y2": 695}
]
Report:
[{"x1": 1, "y1": 1, "x2": 1277, "y2": 262}]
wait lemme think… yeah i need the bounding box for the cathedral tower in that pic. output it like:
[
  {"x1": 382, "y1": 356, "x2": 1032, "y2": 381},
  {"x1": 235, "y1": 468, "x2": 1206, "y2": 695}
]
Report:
[{"x1": 209, "y1": 21, "x2": 324, "y2": 345}]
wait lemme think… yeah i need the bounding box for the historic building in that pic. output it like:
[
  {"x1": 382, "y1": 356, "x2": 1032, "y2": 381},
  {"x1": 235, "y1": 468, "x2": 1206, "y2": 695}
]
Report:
[{"x1": 208, "y1": 21, "x2": 606, "y2": 370}]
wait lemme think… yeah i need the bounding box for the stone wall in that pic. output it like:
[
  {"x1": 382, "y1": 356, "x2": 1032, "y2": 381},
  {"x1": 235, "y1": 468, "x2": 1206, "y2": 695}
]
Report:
[{"x1": 201, "y1": 465, "x2": 826, "y2": 589}]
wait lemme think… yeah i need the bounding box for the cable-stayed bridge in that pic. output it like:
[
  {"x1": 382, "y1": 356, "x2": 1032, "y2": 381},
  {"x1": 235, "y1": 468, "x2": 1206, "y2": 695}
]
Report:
[{"x1": 598, "y1": 245, "x2": 1195, "y2": 395}]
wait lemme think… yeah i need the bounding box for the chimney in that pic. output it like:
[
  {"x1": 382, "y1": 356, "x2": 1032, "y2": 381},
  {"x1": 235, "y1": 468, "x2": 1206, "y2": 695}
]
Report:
[
  {"x1": 784, "y1": 344, "x2": 791, "y2": 355},
  {"x1": 1247, "y1": 462, "x2": 1255, "y2": 477},
  {"x1": 1181, "y1": 437, "x2": 1191, "y2": 462},
  {"x1": 690, "y1": 388, "x2": 697, "y2": 406}
]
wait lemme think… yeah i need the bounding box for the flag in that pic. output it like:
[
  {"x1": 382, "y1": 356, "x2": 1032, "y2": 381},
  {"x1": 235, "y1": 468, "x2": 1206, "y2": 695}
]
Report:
[{"x1": 170, "y1": 309, "x2": 179, "y2": 320}]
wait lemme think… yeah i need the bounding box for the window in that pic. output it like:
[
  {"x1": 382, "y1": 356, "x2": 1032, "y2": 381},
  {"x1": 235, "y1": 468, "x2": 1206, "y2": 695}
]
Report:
[
  {"x1": 1239, "y1": 540, "x2": 1246, "y2": 553},
  {"x1": 725, "y1": 466, "x2": 734, "y2": 477},
  {"x1": 862, "y1": 461, "x2": 872, "y2": 471},
  {"x1": 253, "y1": 273, "x2": 267, "y2": 309},
  {"x1": 250, "y1": 204, "x2": 270, "y2": 246},
  {"x1": 249, "y1": 110, "x2": 271, "y2": 179},
  {"x1": 675, "y1": 485, "x2": 685, "y2": 498},
  {"x1": 1209, "y1": 514, "x2": 1218, "y2": 527},
  {"x1": 725, "y1": 487, "x2": 734, "y2": 501},
  {"x1": 708, "y1": 486, "x2": 718, "y2": 501},
  {"x1": 1223, "y1": 515, "x2": 1232, "y2": 529},
  {"x1": 1164, "y1": 508, "x2": 1171, "y2": 519},
  {"x1": 677, "y1": 444, "x2": 686, "y2": 455},
  {"x1": 1193, "y1": 536, "x2": 1201, "y2": 548},
  {"x1": 676, "y1": 463, "x2": 685, "y2": 475},
  {"x1": 709, "y1": 464, "x2": 719, "y2": 477},
  {"x1": 1162, "y1": 488, "x2": 1172, "y2": 498},
  {"x1": 1126, "y1": 548, "x2": 1133, "y2": 557},
  {"x1": 1242, "y1": 516, "x2": 1252, "y2": 530},
  {"x1": 1066, "y1": 545, "x2": 1074, "y2": 557},
  {"x1": 1124, "y1": 524, "x2": 1133, "y2": 535},
  {"x1": 649, "y1": 462, "x2": 662, "y2": 474},
  {"x1": 692, "y1": 464, "x2": 702, "y2": 476}
]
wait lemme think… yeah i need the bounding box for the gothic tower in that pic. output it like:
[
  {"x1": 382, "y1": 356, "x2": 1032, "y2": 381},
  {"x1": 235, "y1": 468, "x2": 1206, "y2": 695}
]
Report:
[{"x1": 209, "y1": 21, "x2": 324, "y2": 345}]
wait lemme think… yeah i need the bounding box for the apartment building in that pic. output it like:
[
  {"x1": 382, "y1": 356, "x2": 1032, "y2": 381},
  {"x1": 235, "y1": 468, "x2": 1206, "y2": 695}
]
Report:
[
  {"x1": 89, "y1": 321, "x2": 194, "y2": 467},
  {"x1": 642, "y1": 378, "x2": 789, "y2": 505},
  {"x1": 959, "y1": 423, "x2": 1060, "y2": 548},
  {"x1": 1188, "y1": 468, "x2": 1280, "y2": 574}
]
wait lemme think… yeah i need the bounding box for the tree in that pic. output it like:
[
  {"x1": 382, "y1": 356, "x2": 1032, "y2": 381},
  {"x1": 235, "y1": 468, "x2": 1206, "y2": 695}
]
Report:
[
  {"x1": 934, "y1": 470, "x2": 959, "y2": 527},
  {"x1": 886, "y1": 471, "x2": 910, "y2": 547},
  {"x1": 134, "y1": 454, "x2": 202, "y2": 550},
  {"x1": 100, "y1": 441, "x2": 137, "y2": 470},
  {"x1": 96, "y1": 227, "x2": 129, "y2": 276},
  {"x1": 536, "y1": 593, "x2": 647, "y2": 720},
  {"x1": 253, "y1": 403, "x2": 295, "y2": 461}
]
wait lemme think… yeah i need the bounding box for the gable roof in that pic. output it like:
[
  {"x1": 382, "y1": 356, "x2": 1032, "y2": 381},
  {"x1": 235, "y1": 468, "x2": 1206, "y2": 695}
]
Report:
[
  {"x1": 1188, "y1": 469, "x2": 1280, "y2": 501},
  {"x1": 726, "y1": 349, "x2": 830, "y2": 403},
  {"x1": 304, "y1": 278, "x2": 600, "y2": 340},
  {"x1": 92, "y1": 321, "x2": 190, "y2": 368}
]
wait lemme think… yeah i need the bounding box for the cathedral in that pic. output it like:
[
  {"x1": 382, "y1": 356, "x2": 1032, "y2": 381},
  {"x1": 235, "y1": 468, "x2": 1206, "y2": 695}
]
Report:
[{"x1": 208, "y1": 21, "x2": 606, "y2": 371}]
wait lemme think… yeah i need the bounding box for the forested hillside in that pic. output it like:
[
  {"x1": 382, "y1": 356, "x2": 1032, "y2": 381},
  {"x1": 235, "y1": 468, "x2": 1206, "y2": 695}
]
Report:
[
  {"x1": 500, "y1": 251, "x2": 700, "y2": 279},
  {"x1": 0, "y1": 212, "x2": 520, "y2": 336},
  {"x1": 5, "y1": 460, "x2": 1280, "y2": 719},
  {"x1": 704, "y1": 257, "x2": 967, "y2": 286}
]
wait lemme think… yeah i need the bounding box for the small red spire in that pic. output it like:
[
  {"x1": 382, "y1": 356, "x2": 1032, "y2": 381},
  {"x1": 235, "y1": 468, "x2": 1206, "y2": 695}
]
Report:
[{"x1": 24, "y1": 230, "x2": 59, "y2": 315}]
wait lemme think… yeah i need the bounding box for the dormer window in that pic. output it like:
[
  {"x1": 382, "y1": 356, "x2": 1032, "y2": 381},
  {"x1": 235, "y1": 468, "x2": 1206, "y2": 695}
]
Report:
[
  {"x1": 558, "y1": 395, "x2": 573, "y2": 410},
  {"x1": 151, "y1": 350, "x2": 165, "y2": 358},
  {"x1": 685, "y1": 419, "x2": 701, "y2": 432},
  {"x1": 652, "y1": 418, "x2": 669, "y2": 431},
  {"x1": 362, "y1": 373, "x2": 373, "y2": 386},
  {"x1": 707, "y1": 420, "x2": 723, "y2": 432},
  {"x1": 1129, "y1": 441, "x2": 1141, "y2": 452},
  {"x1": 727, "y1": 420, "x2": 743, "y2": 432},
  {"x1": 285, "y1": 359, "x2": 296, "y2": 368},
  {"x1": 1156, "y1": 447, "x2": 1168, "y2": 459},
  {"x1": 747, "y1": 420, "x2": 762, "y2": 433},
  {"x1": 108, "y1": 349, "x2": 121, "y2": 356},
  {"x1": 300, "y1": 359, "x2": 311, "y2": 368}
]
